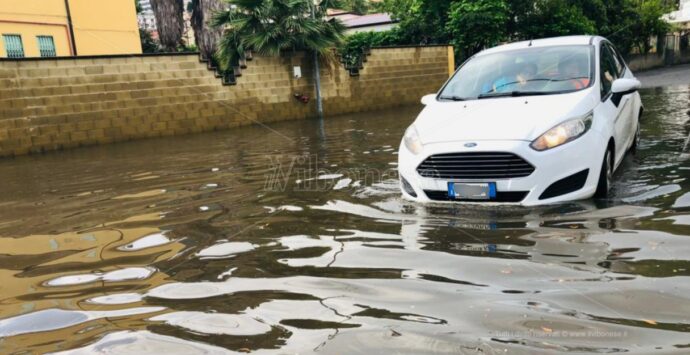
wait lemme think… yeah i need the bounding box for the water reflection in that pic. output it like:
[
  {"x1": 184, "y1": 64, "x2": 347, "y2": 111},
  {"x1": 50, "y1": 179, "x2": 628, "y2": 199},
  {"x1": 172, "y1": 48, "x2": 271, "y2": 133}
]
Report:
[{"x1": 0, "y1": 86, "x2": 689, "y2": 353}]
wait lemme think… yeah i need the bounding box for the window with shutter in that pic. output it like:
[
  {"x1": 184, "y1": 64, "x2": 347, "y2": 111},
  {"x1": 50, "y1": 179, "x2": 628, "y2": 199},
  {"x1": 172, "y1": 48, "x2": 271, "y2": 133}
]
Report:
[
  {"x1": 37, "y1": 36, "x2": 57, "y2": 57},
  {"x1": 2, "y1": 35, "x2": 24, "y2": 58}
]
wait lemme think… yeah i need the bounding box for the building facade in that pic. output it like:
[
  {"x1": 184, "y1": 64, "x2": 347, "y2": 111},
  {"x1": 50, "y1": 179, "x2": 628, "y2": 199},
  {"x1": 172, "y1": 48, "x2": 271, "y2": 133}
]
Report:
[
  {"x1": 0, "y1": 0, "x2": 141, "y2": 58},
  {"x1": 327, "y1": 10, "x2": 398, "y2": 35},
  {"x1": 665, "y1": 0, "x2": 690, "y2": 30},
  {"x1": 137, "y1": 0, "x2": 157, "y2": 32}
]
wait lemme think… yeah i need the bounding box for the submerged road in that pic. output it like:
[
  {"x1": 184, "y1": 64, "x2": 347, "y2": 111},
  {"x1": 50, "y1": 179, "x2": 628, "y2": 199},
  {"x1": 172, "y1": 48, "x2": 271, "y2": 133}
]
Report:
[
  {"x1": 637, "y1": 63, "x2": 690, "y2": 88},
  {"x1": 0, "y1": 83, "x2": 689, "y2": 353}
]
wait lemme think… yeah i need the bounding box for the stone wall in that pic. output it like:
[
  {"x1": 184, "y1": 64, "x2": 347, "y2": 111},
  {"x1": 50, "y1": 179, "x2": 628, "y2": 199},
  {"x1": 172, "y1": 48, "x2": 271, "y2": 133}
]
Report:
[
  {"x1": 626, "y1": 34, "x2": 690, "y2": 71},
  {"x1": 626, "y1": 53, "x2": 667, "y2": 72},
  {"x1": 0, "y1": 45, "x2": 452, "y2": 157}
]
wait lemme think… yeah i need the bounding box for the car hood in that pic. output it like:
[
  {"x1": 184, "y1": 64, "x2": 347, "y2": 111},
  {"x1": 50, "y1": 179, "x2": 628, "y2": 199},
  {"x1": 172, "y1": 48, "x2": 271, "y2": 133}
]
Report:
[{"x1": 415, "y1": 90, "x2": 596, "y2": 144}]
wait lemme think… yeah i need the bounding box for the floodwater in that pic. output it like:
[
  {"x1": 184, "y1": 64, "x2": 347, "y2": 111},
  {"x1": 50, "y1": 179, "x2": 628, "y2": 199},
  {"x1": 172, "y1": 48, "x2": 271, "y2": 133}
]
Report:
[{"x1": 0, "y1": 86, "x2": 689, "y2": 354}]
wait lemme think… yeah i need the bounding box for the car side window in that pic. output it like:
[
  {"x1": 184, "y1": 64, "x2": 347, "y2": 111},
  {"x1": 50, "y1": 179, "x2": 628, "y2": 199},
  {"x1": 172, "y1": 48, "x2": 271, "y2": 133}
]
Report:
[
  {"x1": 599, "y1": 45, "x2": 618, "y2": 99},
  {"x1": 606, "y1": 43, "x2": 625, "y2": 77}
]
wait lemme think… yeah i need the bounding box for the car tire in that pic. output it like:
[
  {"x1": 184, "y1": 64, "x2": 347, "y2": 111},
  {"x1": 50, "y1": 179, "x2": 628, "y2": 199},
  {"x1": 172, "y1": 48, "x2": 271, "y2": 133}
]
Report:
[
  {"x1": 594, "y1": 148, "x2": 613, "y2": 199},
  {"x1": 630, "y1": 120, "x2": 641, "y2": 155}
]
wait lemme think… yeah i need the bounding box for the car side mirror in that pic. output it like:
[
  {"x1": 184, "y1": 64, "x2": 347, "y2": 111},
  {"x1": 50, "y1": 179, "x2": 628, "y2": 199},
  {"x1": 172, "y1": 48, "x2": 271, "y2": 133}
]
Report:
[
  {"x1": 611, "y1": 78, "x2": 640, "y2": 106},
  {"x1": 421, "y1": 94, "x2": 436, "y2": 106}
]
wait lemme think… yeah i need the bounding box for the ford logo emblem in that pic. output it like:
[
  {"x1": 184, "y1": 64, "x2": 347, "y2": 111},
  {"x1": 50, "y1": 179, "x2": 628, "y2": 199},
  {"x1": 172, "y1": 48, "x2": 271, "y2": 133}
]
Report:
[{"x1": 464, "y1": 143, "x2": 477, "y2": 148}]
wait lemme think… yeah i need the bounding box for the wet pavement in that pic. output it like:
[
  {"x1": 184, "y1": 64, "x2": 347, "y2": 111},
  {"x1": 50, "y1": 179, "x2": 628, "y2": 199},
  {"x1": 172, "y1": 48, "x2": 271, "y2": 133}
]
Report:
[
  {"x1": 637, "y1": 64, "x2": 690, "y2": 88},
  {"x1": 0, "y1": 84, "x2": 689, "y2": 354}
]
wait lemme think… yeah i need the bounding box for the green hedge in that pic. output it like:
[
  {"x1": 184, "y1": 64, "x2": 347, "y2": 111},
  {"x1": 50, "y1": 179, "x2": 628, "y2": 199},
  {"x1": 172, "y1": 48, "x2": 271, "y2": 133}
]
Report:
[{"x1": 338, "y1": 31, "x2": 405, "y2": 70}]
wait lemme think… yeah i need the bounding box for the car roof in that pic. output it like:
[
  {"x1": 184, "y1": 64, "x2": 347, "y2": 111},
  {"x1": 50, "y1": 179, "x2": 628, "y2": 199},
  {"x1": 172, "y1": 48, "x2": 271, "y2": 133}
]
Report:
[{"x1": 476, "y1": 36, "x2": 603, "y2": 57}]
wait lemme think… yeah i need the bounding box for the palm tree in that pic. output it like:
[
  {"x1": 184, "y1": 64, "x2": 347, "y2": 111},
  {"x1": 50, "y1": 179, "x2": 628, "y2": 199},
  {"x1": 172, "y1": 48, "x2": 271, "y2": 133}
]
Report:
[
  {"x1": 190, "y1": 0, "x2": 226, "y2": 60},
  {"x1": 150, "y1": 0, "x2": 185, "y2": 51},
  {"x1": 213, "y1": 0, "x2": 346, "y2": 119}
]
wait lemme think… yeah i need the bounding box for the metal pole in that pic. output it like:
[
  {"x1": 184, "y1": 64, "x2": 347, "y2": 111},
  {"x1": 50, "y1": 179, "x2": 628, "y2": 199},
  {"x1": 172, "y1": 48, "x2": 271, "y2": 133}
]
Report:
[
  {"x1": 310, "y1": 1, "x2": 324, "y2": 119},
  {"x1": 313, "y1": 50, "x2": 323, "y2": 119}
]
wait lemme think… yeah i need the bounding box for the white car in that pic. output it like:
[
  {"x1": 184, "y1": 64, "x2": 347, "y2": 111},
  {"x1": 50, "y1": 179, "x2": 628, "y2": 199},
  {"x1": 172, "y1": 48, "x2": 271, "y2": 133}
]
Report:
[{"x1": 398, "y1": 36, "x2": 642, "y2": 206}]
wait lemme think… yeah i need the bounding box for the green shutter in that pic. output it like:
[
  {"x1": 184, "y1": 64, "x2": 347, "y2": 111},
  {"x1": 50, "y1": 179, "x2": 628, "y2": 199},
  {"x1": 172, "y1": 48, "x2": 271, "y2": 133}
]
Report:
[
  {"x1": 37, "y1": 36, "x2": 56, "y2": 57},
  {"x1": 3, "y1": 35, "x2": 24, "y2": 58}
]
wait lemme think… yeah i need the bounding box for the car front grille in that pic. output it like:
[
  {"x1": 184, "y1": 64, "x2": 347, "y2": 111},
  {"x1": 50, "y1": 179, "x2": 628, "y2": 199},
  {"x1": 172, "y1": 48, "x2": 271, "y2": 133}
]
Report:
[
  {"x1": 424, "y1": 190, "x2": 529, "y2": 203},
  {"x1": 417, "y1": 152, "x2": 535, "y2": 180}
]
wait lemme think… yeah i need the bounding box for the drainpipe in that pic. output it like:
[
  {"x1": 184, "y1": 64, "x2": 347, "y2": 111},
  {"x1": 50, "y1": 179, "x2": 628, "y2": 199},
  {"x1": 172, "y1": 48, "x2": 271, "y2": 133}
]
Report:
[{"x1": 64, "y1": 0, "x2": 78, "y2": 56}]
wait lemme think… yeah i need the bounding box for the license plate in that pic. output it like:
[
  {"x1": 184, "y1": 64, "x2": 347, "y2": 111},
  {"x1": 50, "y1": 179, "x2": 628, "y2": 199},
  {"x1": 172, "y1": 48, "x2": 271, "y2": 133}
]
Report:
[{"x1": 448, "y1": 182, "x2": 496, "y2": 200}]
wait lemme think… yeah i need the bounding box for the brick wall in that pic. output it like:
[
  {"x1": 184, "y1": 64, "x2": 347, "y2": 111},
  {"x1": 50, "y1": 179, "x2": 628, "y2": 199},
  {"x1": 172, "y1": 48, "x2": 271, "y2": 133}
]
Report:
[{"x1": 0, "y1": 46, "x2": 451, "y2": 157}]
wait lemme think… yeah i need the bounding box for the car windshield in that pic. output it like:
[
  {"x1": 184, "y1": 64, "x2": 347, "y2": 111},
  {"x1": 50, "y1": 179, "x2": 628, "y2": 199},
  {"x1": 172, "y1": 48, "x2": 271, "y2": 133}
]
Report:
[{"x1": 439, "y1": 45, "x2": 593, "y2": 100}]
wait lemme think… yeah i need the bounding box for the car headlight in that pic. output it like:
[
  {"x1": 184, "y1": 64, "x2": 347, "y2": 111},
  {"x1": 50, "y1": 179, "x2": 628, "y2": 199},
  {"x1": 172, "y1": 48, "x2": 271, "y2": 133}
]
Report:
[
  {"x1": 404, "y1": 125, "x2": 423, "y2": 155},
  {"x1": 530, "y1": 113, "x2": 593, "y2": 151}
]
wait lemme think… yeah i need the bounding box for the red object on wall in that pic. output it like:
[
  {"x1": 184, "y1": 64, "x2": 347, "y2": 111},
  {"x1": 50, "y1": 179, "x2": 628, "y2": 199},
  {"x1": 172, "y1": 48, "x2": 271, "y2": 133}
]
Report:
[{"x1": 293, "y1": 93, "x2": 310, "y2": 104}]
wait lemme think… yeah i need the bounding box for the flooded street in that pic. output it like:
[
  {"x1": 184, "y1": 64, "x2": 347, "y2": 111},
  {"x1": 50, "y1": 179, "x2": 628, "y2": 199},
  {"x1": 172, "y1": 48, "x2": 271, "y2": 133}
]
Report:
[{"x1": 0, "y1": 85, "x2": 689, "y2": 354}]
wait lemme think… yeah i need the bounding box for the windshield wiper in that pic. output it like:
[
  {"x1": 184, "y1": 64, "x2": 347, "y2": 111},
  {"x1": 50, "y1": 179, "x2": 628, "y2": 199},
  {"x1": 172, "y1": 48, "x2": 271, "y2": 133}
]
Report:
[
  {"x1": 477, "y1": 91, "x2": 553, "y2": 99},
  {"x1": 548, "y1": 76, "x2": 590, "y2": 82},
  {"x1": 439, "y1": 95, "x2": 469, "y2": 101}
]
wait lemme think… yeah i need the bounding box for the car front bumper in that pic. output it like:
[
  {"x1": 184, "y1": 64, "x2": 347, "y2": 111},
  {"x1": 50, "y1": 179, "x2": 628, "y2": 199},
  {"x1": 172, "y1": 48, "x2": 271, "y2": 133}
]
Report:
[{"x1": 397, "y1": 130, "x2": 608, "y2": 206}]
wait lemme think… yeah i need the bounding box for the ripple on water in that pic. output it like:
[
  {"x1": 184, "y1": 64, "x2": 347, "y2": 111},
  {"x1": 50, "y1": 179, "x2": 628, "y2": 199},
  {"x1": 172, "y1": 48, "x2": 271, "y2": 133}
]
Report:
[
  {"x1": 622, "y1": 184, "x2": 682, "y2": 203},
  {"x1": 673, "y1": 191, "x2": 690, "y2": 208},
  {"x1": 52, "y1": 330, "x2": 230, "y2": 354},
  {"x1": 118, "y1": 232, "x2": 171, "y2": 251},
  {"x1": 150, "y1": 311, "x2": 272, "y2": 336},
  {"x1": 0, "y1": 307, "x2": 164, "y2": 338},
  {"x1": 46, "y1": 267, "x2": 156, "y2": 287},
  {"x1": 197, "y1": 242, "x2": 257, "y2": 259}
]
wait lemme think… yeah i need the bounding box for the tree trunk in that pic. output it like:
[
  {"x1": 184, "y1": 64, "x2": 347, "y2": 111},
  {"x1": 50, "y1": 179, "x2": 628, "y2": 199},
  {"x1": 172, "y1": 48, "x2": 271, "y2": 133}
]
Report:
[
  {"x1": 191, "y1": 0, "x2": 225, "y2": 60},
  {"x1": 150, "y1": 0, "x2": 185, "y2": 51}
]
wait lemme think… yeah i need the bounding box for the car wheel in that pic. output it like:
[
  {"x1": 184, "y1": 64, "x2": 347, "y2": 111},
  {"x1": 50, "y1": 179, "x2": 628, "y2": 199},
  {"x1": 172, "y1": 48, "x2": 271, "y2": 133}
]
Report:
[
  {"x1": 630, "y1": 120, "x2": 641, "y2": 154},
  {"x1": 594, "y1": 148, "x2": 613, "y2": 198}
]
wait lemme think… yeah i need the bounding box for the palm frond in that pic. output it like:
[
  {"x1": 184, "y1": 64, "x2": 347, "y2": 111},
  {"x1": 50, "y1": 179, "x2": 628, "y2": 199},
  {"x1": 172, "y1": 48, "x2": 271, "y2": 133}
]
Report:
[
  {"x1": 216, "y1": 0, "x2": 346, "y2": 66},
  {"x1": 211, "y1": 9, "x2": 234, "y2": 28}
]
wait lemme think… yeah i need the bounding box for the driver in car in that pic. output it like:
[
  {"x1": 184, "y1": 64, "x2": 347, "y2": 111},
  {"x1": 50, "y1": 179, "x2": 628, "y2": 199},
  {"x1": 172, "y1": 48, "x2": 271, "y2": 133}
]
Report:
[
  {"x1": 483, "y1": 63, "x2": 538, "y2": 94},
  {"x1": 559, "y1": 59, "x2": 590, "y2": 89},
  {"x1": 516, "y1": 63, "x2": 538, "y2": 87}
]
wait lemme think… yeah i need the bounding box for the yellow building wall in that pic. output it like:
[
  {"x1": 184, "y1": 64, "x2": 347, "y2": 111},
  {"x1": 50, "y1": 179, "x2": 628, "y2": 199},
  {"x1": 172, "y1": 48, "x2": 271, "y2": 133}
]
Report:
[
  {"x1": 0, "y1": 22, "x2": 72, "y2": 57},
  {"x1": 0, "y1": 0, "x2": 141, "y2": 58},
  {"x1": 0, "y1": 0, "x2": 67, "y2": 24},
  {"x1": 0, "y1": 0, "x2": 73, "y2": 57},
  {"x1": 69, "y1": 0, "x2": 142, "y2": 56}
]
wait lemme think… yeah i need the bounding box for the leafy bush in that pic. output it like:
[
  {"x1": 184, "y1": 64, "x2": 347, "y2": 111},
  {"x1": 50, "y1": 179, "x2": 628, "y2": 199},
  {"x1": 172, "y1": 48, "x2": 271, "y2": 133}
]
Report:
[
  {"x1": 518, "y1": 0, "x2": 597, "y2": 39},
  {"x1": 359, "y1": 0, "x2": 678, "y2": 58},
  {"x1": 339, "y1": 30, "x2": 404, "y2": 69},
  {"x1": 139, "y1": 29, "x2": 160, "y2": 53},
  {"x1": 446, "y1": 0, "x2": 509, "y2": 60},
  {"x1": 379, "y1": 0, "x2": 454, "y2": 45}
]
